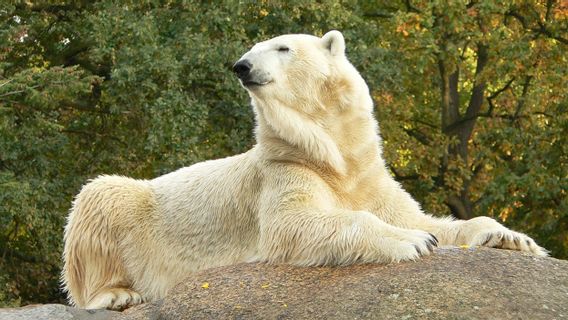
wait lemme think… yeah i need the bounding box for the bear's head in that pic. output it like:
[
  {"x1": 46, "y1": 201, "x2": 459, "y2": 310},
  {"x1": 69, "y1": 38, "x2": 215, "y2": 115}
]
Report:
[
  {"x1": 232, "y1": 30, "x2": 371, "y2": 114},
  {"x1": 232, "y1": 31, "x2": 376, "y2": 175}
]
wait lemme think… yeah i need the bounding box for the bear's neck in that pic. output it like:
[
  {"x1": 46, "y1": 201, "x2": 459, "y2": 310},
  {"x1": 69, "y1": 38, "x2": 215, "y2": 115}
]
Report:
[{"x1": 253, "y1": 99, "x2": 385, "y2": 179}]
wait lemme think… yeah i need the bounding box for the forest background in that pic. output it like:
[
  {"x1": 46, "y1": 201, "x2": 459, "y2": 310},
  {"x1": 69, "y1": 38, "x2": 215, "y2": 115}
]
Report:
[{"x1": 0, "y1": 0, "x2": 566, "y2": 306}]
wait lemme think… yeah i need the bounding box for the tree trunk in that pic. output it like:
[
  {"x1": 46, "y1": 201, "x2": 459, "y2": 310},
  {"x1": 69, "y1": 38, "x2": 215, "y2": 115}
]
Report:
[{"x1": 438, "y1": 44, "x2": 488, "y2": 220}]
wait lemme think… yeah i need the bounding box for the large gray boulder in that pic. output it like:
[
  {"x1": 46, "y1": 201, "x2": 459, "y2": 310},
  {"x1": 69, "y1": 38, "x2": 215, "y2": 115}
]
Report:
[
  {"x1": 0, "y1": 304, "x2": 119, "y2": 320},
  {"x1": 120, "y1": 247, "x2": 568, "y2": 319},
  {"x1": 2, "y1": 247, "x2": 567, "y2": 319}
]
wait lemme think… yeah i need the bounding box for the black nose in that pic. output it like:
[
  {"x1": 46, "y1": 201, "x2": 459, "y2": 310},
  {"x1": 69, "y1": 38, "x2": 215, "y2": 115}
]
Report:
[{"x1": 232, "y1": 60, "x2": 252, "y2": 79}]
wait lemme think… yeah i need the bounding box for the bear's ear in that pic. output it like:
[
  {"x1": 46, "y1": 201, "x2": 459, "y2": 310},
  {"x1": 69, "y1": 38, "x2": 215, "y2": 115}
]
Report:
[{"x1": 322, "y1": 30, "x2": 345, "y2": 56}]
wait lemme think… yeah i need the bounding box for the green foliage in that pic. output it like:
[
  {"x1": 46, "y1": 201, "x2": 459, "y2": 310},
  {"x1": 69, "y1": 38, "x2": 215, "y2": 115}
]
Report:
[
  {"x1": 363, "y1": 0, "x2": 567, "y2": 257},
  {"x1": 0, "y1": 0, "x2": 566, "y2": 305}
]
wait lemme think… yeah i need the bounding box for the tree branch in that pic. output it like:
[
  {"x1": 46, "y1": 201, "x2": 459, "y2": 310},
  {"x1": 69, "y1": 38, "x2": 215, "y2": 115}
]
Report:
[
  {"x1": 438, "y1": 58, "x2": 460, "y2": 133},
  {"x1": 484, "y1": 77, "x2": 515, "y2": 117},
  {"x1": 506, "y1": 9, "x2": 568, "y2": 44},
  {"x1": 0, "y1": 79, "x2": 14, "y2": 88},
  {"x1": 14, "y1": 3, "x2": 77, "y2": 14},
  {"x1": 488, "y1": 78, "x2": 515, "y2": 100},
  {"x1": 1, "y1": 245, "x2": 53, "y2": 265},
  {"x1": 62, "y1": 129, "x2": 128, "y2": 147},
  {"x1": 389, "y1": 166, "x2": 419, "y2": 181},
  {"x1": 505, "y1": 10, "x2": 528, "y2": 28},
  {"x1": 363, "y1": 12, "x2": 394, "y2": 19},
  {"x1": 404, "y1": 128, "x2": 431, "y2": 146},
  {"x1": 413, "y1": 118, "x2": 438, "y2": 129},
  {"x1": 545, "y1": 0, "x2": 554, "y2": 21},
  {"x1": 534, "y1": 21, "x2": 568, "y2": 44},
  {"x1": 512, "y1": 75, "x2": 533, "y2": 119},
  {"x1": 0, "y1": 85, "x2": 41, "y2": 99},
  {"x1": 443, "y1": 44, "x2": 488, "y2": 136},
  {"x1": 446, "y1": 195, "x2": 470, "y2": 220},
  {"x1": 459, "y1": 41, "x2": 471, "y2": 60},
  {"x1": 404, "y1": 0, "x2": 421, "y2": 13},
  {"x1": 464, "y1": 44, "x2": 488, "y2": 120}
]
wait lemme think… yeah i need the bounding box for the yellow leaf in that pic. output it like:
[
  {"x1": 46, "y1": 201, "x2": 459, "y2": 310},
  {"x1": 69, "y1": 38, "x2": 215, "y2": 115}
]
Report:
[
  {"x1": 459, "y1": 245, "x2": 470, "y2": 249},
  {"x1": 201, "y1": 282, "x2": 209, "y2": 289},
  {"x1": 499, "y1": 207, "x2": 513, "y2": 222},
  {"x1": 261, "y1": 283, "x2": 270, "y2": 289}
]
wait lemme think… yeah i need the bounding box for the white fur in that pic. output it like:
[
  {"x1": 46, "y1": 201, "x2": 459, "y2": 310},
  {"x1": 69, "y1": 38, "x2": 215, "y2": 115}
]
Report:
[{"x1": 62, "y1": 31, "x2": 548, "y2": 310}]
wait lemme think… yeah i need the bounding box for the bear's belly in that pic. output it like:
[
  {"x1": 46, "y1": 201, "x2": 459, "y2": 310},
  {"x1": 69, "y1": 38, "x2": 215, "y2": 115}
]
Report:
[{"x1": 145, "y1": 152, "x2": 262, "y2": 271}]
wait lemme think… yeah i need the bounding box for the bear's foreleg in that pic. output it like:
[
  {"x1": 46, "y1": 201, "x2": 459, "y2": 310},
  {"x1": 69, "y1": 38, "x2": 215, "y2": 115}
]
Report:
[
  {"x1": 257, "y1": 205, "x2": 439, "y2": 265},
  {"x1": 423, "y1": 216, "x2": 548, "y2": 256}
]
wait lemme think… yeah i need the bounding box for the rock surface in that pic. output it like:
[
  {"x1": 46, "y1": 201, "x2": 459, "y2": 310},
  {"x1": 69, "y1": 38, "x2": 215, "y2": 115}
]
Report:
[
  {"x1": 120, "y1": 247, "x2": 568, "y2": 320},
  {"x1": 2, "y1": 247, "x2": 567, "y2": 320},
  {"x1": 0, "y1": 304, "x2": 119, "y2": 320}
]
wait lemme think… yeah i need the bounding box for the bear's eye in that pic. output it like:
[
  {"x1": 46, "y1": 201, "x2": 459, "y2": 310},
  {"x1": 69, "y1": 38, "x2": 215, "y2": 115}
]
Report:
[{"x1": 277, "y1": 46, "x2": 290, "y2": 52}]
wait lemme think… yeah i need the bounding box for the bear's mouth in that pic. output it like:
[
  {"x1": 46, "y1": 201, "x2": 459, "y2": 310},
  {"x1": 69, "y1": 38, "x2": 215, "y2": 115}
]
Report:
[{"x1": 242, "y1": 80, "x2": 271, "y2": 87}]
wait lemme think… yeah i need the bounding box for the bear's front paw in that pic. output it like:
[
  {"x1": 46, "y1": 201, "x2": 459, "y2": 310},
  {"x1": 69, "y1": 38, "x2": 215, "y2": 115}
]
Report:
[
  {"x1": 470, "y1": 229, "x2": 548, "y2": 256},
  {"x1": 382, "y1": 229, "x2": 438, "y2": 262},
  {"x1": 459, "y1": 216, "x2": 548, "y2": 256},
  {"x1": 406, "y1": 229, "x2": 439, "y2": 256}
]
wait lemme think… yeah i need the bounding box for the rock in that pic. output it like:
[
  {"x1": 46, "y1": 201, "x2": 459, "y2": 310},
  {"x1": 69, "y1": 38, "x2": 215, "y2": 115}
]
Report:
[
  {"x1": 119, "y1": 247, "x2": 568, "y2": 320},
  {"x1": 0, "y1": 304, "x2": 119, "y2": 320},
  {"x1": 3, "y1": 247, "x2": 567, "y2": 319}
]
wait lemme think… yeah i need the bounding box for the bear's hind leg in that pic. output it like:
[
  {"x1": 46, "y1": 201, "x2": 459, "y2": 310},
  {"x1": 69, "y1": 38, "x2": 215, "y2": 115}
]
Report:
[{"x1": 63, "y1": 176, "x2": 154, "y2": 309}]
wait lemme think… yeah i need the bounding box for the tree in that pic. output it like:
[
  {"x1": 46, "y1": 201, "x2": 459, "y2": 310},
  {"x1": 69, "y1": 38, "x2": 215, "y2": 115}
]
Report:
[{"x1": 359, "y1": 0, "x2": 566, "y2": 256}]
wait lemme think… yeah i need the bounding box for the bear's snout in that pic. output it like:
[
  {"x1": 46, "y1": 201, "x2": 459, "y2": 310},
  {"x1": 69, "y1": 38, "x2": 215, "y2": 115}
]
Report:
[
  {"x1": 233, "y1": 60, "x2": 252, "y2": 80},
  {"x1": 233, "y1": 56, "x2": 272, "y2": 87}
]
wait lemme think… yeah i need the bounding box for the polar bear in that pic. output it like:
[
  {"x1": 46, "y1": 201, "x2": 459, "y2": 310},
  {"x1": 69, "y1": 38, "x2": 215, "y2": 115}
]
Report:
[{"x1": 62, "y1": 31, "x2": 547, "y2": 310}]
